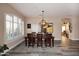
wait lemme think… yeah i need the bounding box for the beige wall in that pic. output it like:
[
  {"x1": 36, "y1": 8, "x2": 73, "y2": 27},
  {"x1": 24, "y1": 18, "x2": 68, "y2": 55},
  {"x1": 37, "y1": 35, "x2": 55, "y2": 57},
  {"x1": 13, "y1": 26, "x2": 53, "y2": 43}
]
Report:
[
  {"x1": 71, "y1": 17, "x2": 79, "y2": 40},
  {"x1": 0, "y1": 4, "x2": 25, "y2": 48},
  {"x1": 25, "y1": 16, "x2": 79, "y2": 40}
]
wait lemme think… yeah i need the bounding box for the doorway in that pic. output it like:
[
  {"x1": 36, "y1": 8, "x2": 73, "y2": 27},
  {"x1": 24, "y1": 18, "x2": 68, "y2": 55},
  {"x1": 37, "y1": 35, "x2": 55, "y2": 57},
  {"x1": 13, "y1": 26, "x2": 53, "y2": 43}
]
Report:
[{"x1": 61, "y1": 18, "x2": 72, "y2": 47}]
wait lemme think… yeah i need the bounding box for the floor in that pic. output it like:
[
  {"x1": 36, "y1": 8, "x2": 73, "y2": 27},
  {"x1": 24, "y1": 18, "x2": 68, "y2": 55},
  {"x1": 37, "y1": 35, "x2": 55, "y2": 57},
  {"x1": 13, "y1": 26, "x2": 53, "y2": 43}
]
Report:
[{"x1": 7, "y1": 40, "x2": 79, "y2": 56}]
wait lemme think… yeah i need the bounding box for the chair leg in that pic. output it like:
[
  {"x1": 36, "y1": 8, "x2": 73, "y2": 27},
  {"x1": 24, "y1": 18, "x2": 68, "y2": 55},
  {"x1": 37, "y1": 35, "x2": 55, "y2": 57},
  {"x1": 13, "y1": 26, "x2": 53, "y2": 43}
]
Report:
[
  {"x1": 32, "y1": 43, "x2": 35, "y2": 48},
  {"x1": 49, "y1": 43, "x2": 51, "y2": 47},
  {"x1": 37, "y1": 41, "x2": 38, "y2": 47},
  {"x1": 41, "y1": 42, "x2": 43, "y2": 48},
  {"x1": 25, "y1": 40, "x2": 27, "y2": 46},
  {"x1": 37, "y1": 45, "x2": 38, "y2": 48},
  {"x1": 25, "y1": 42, "x2": 27, "y2": 46},
  {"x1": 52, "y1": 42, "x2": 54, "y2": 47},
  {"x1": 45, "y1": 42, "x2": 47, "y2": 47}
]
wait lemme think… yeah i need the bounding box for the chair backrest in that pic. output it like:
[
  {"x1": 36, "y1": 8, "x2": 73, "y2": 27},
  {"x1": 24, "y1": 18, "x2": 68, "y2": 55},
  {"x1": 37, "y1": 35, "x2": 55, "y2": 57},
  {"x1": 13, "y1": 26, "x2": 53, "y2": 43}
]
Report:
[
  {"x1": 27, "y1": 33, "x2": 33, "y2": 38},
  {"x1": 27, "y1": 33, "x2": 34, "y2": 40},
  {"x1": 37, "y1": 34, "x2": 43, "y2": 40},
  {"x1": 44, "y1": 33, "x2": 52, "y2": 40},
  {"x1": 32, "y1": 32, "x2": 36, "y2": 37}
]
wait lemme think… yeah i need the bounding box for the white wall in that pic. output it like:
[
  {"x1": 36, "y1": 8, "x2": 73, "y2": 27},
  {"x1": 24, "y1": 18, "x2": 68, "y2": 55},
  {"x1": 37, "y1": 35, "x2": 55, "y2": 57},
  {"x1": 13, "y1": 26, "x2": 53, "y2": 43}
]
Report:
[
  {"x1": 25, "y1": 16, "x2": 79, "y2": 40},
  {"x1": 0, "y1": 12, "x2": 4, "y2": 45},
  {"x1": 0, "y1": 4, "x2": 25, "y2": 48},
  {"x1": 71, "y1": 17, "x2": 79, "y2": 40}
]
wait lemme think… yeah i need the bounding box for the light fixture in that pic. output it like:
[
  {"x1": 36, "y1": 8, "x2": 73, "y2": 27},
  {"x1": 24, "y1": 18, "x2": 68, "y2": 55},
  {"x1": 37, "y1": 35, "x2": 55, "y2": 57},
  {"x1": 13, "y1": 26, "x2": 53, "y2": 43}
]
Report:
[{"x1": 40, "y1": 10, "x2": 48, "y2": 26}]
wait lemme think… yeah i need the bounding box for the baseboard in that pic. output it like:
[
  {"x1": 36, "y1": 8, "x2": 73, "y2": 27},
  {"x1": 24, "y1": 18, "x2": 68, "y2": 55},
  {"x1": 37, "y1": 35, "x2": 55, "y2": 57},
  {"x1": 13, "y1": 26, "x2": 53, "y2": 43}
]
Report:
[
  {"x1": 1, "y1": 39, "x2": 24, "y2": 54},
  {"x1": 71, "y1": 39, "x2": 79, "y2": 41},
  {"x1": 54, "y1": 40, "x2": 61, "y2": 42}
]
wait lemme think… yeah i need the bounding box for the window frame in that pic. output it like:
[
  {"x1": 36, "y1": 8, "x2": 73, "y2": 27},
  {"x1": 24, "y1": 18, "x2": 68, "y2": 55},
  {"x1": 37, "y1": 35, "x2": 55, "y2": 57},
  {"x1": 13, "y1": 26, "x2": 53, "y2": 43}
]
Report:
[{"x1": 5, "y1": 14, "x2": 24, "y2": 40}]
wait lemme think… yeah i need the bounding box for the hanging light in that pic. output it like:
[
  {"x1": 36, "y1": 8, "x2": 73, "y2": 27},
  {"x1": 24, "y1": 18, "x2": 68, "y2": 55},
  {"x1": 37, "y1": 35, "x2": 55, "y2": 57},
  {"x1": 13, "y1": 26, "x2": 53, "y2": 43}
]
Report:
[{"x1": 41, "y1": 10, "x2": 48, "y2": 26}]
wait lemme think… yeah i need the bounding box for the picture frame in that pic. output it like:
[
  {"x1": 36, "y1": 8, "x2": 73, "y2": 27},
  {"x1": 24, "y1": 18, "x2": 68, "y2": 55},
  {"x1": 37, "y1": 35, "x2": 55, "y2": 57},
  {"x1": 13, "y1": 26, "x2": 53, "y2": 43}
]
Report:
[{"x1": 27, "y1": 24, "x2": 31, "y2": 28}]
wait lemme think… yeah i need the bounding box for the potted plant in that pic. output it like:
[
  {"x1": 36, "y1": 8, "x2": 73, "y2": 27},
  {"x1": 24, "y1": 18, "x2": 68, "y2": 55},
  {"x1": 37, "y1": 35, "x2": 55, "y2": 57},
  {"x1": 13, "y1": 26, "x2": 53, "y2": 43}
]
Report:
[{"x1": 0, "y1": 44, "x2": 9, "y2": 56}]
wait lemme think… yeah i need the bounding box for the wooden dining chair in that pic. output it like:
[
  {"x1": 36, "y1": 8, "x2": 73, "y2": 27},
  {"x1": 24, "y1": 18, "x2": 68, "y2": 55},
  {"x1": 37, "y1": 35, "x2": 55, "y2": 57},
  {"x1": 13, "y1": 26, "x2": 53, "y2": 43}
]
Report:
[
  {"x1": 44, "y1": 33, "x2": 53, "y2": 47},
  {"x1": 37, "y1": 34, "x2": 43, "y2": 47},
  {"x1": 27, "y1": 33, "x2": 36, "y2": 47}
]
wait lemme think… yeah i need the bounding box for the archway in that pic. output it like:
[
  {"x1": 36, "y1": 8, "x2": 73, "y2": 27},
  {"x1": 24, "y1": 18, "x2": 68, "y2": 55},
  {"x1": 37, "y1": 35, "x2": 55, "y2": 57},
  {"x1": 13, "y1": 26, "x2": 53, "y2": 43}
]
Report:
[{"x1": 61, "y1": 17, "x2": 72, "y2": 47}]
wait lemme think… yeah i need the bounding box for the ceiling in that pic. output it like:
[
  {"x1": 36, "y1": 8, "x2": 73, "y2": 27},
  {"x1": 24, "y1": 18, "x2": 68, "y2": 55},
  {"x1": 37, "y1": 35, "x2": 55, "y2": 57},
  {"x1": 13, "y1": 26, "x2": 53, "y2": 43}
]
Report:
[{"x1": 10, "y1": 3, "x2": 79, "y2": 17}]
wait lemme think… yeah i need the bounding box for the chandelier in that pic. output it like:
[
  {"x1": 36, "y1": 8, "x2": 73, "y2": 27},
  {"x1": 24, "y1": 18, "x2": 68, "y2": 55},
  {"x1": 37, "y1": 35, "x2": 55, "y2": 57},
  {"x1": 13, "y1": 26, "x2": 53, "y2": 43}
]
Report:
[{"x1": 40, "y1": 10, "x2": 48, "y2": 28}]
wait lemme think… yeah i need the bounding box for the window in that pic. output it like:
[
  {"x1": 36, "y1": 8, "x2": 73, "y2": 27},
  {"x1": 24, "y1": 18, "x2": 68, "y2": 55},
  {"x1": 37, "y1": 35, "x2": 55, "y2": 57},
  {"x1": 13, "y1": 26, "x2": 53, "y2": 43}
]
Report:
[
  {"x1": 21, "y1": 21, "x2": 24, "y2": 35},
  {"x1": 13, "y1": 16, "x2": 18, "y2": 37},
  {"x1": 18, "y1": 18, "x2": 22, "y2": 35},
  {"x1": 5, "y1": 14, "x2": 13, "y2": 39},
  {"x1": 5, "y1": 14, "x2": 24, "y2": 40}
]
